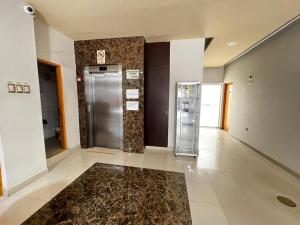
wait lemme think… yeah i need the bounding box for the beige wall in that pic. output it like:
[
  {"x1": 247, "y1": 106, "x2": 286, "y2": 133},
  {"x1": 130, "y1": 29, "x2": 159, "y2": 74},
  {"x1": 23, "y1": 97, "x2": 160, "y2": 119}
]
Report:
[
  {"x1": 203, "y1": 67, "x2": 224, "y2": 83},
  {"x1": 34, "y1": 18, "x2": 80, "y2": 149},
  {"x1": 224, "y1": 19, "x2": 300, "y2": 174},
  {"x1": 168, "y1": 39, "x2": 205, "y2": 147},
  {"x1": 0, "y1": 0, "x2": 47, "y2": 194}
]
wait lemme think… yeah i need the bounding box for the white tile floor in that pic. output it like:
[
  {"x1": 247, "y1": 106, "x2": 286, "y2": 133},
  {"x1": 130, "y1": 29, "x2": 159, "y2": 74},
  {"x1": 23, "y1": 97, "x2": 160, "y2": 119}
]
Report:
[{"x1": 0, "y1": 128, "x2": 299, "y2": 225}]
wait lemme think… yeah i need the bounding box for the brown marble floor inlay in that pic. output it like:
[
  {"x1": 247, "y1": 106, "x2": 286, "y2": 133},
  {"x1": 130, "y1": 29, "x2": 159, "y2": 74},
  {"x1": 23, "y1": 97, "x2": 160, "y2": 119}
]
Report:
[{"x1": 22, "y1": 163, "x2": 192, "y2": 225}]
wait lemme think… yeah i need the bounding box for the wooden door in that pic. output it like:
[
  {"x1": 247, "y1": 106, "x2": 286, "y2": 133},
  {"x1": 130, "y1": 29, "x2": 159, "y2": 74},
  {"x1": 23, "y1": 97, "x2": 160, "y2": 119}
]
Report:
[
  {"x1": 222, "y1": 83, "x2": 233, "y2": 131},
  {"x1": 145, "y1": 42, "x2": 170, "y2": 147}
]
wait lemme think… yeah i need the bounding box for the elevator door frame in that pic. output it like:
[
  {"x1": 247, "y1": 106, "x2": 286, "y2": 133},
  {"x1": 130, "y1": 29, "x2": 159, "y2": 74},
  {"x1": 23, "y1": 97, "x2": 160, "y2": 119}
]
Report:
[{"x1": 84, "y1": 65, "x2": 123, "y2": 150}]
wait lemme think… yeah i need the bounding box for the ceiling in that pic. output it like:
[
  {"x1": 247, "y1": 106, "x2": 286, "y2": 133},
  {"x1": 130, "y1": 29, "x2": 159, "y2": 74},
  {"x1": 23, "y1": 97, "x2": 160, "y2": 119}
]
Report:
[{"x1": 27, "y1": 0, "x2": 300, "y2": 67}]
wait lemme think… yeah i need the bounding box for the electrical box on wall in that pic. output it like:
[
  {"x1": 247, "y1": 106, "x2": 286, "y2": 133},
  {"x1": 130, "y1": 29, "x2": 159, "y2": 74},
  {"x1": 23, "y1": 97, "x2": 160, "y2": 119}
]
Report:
[{"x1": 248, "y1": 74, "x2": 254, "y2": 84}]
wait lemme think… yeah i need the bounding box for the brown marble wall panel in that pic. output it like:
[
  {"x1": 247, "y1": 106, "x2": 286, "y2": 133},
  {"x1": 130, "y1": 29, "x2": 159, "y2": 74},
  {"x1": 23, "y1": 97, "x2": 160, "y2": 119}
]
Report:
[{"x1": 75, "y1": 37, "x2": 145, "y2": 153}]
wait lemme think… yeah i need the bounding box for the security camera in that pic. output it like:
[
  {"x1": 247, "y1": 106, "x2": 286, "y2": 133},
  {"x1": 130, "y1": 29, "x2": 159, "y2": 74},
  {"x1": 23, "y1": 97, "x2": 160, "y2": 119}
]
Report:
[{"x1": 24, "y1": 5, "x2": 35, "y2": 15}]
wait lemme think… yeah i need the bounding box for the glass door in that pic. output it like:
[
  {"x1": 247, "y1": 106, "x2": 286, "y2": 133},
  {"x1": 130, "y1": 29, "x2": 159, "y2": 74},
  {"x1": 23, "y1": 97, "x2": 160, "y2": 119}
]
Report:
[{"x1": 200, "y1": 84, "x2": 222, "y2": 127}]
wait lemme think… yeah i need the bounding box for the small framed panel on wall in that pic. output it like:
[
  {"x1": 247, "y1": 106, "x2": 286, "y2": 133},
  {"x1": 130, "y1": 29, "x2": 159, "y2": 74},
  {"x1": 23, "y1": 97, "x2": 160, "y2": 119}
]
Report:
[
  {"x1": 126, "y1": 101, "x2": 139, "y2": 111},
  {"x1": 97, "y1": 50, "x2": 105, "y2": 64},
  {"x1": 15, "y1": 83, "x2": 23, "y2": 93},
  {"x1": 23, "y1": 84, "x2": 30, "y2": 93},
  {"x1": 126, "y1": 89, "x2": 139, "y2": 99},
  {"x1": 7, "y1": 83, "x2": 16, "y2": 93},
  {"x1": 126, "y1": 70, "x2": 139, "y2": 80}
]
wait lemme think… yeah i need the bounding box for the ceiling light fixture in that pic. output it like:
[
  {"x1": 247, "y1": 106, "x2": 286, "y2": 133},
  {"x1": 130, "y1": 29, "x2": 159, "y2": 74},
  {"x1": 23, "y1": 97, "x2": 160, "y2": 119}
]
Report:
[{"x1": 227, "y1": 41, "x2": 238, "y2": 47}]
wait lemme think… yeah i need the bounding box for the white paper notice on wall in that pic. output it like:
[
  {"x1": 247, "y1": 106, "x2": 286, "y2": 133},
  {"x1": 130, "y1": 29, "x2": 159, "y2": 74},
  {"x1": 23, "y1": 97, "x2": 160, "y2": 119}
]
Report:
[
  {"x1": 126, "y1": 70, "x2": 139, "y2": 79},
  {"x1": 126, "y1": 101, "x2": 139, "y2": 111},
  {"x1": 97, "y1": 50, "x2": 105, "y2": 64},
  {"x1": 126, "y1": 89, "x2": 139, "y2": 99}
]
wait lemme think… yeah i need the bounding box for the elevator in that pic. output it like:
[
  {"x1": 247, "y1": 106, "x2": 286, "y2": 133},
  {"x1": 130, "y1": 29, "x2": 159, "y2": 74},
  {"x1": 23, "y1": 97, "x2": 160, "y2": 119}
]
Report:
[{"x1": 84, "y1": 65, "x2": 123, "y2": 149}]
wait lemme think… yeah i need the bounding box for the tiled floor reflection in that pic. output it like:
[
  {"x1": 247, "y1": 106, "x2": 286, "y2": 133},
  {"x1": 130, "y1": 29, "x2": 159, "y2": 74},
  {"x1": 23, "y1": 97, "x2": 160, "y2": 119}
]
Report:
[{"x1": 0, "y1": 128, "x2": 299, "y2": 224}]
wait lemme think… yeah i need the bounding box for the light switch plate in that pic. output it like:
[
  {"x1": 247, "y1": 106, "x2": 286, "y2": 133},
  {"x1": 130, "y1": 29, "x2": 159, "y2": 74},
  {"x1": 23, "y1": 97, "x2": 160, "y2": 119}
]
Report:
[
  {"x1": 16, "y1": 84, "x2": 23, "y2": 93},
  {"x1": 23, "y1": 84, "x2": 30, "y2": 93},
  {"x1": 8, "y1": 83, "x2": 16, "y2": 93}
]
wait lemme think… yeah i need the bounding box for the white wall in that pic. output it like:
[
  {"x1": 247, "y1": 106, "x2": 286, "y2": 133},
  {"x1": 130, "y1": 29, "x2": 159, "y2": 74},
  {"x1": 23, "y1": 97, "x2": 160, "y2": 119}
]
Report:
[
  {"x1": 224, "y1": 19, "x2": 300, "y2": 174},
  {"x1": 34, "y1": 18, "x2": 80, "y2": 148},
  {"x1": 203, "y1": 67, "x2": 224, "y2": 83},
  {"x1": 168, "y1": 39, "x2": 205, "y2": 147},
  {"x1": 0, "y1": 0, "x2": 47, "y2": 193}
]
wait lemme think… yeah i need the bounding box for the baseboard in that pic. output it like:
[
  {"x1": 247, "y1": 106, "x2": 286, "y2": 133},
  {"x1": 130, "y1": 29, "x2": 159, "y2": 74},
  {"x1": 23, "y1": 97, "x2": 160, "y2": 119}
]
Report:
[
  {"x1": 145, "y1": 146, "x2": 173, "y2": 151},
  {"x1": 7, "y1": 168, "x2": 49, "y2": 196},
  {"x1": 47, "y1": 145, "x2": 80, "y2": 169},
  {"x1": 168, "y1": 146, "x2": 175, "y2": 151},
  {"x1": 3, "y1": 146, "x2": 81, "y2": 198},
  {"x1": 230, "y1": 134, "x2": 300, "y2": 180}
]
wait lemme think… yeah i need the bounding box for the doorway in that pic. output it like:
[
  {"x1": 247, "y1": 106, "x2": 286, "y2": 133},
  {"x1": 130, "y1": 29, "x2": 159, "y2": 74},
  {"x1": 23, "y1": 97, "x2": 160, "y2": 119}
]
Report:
[
  {"x1": 222, "y1": 83, "x2": 233, "y2": 131},
  {"x1": 200, "y1": 84, "x2": 222, "y2": 127},
  {"x1": 37, "y1": 59, "x2": 66, "y2": 158}
]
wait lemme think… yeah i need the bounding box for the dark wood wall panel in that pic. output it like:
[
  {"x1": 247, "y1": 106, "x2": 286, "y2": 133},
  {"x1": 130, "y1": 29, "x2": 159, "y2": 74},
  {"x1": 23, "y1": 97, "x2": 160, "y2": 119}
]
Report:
[
  {"x1": 75, "y1": 37, "x2": 145, "y2": 153},
  {"x1": 145, "y1": 42, "x2": 170, "y2": 147}
]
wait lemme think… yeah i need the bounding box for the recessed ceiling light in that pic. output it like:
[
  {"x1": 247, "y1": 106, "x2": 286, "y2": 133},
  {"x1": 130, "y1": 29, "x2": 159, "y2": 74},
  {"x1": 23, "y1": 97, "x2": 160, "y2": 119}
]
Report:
[{"x1": 227, "y1": 41, "x2": 238, "y2": 47}]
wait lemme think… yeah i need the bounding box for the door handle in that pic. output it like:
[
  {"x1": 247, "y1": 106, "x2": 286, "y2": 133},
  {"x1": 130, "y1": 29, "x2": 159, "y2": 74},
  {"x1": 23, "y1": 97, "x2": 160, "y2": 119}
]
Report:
[{"x1": 166, "y1": 110, "x2": 168, "y2": 116}]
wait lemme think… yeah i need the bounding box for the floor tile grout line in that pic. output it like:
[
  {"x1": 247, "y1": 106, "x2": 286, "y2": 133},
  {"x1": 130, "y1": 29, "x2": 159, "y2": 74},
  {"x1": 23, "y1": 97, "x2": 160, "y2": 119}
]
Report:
[
  {"x1": 203, "y1": 169, "x2": 232, "y2": 225},
  {"x1": 228, "y1": 170, "x2": 272, "y2": 225}
]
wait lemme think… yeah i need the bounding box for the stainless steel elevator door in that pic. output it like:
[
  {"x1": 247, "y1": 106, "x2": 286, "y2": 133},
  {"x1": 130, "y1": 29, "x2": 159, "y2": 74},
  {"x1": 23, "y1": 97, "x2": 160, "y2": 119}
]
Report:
[
  {"x1": 92, "y1": 72, "x2": 122, "y2": 149},
  {"x1": 84, "y1": 65, "x2": 123, "y2": 150}
]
